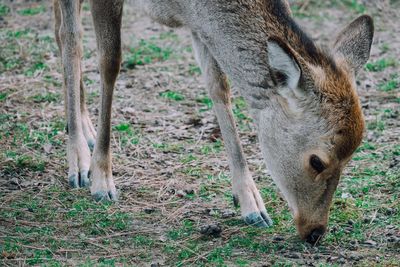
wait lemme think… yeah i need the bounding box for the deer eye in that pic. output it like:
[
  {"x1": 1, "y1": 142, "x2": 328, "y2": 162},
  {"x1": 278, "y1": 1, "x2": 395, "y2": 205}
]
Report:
[{"x1": 310, "y1": 155, "x2": 325, "y2": 173}]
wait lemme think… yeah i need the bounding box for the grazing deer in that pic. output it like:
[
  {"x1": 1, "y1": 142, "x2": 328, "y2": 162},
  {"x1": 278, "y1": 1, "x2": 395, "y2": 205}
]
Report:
[{"x1": 53, "y1": 0, "x2": 373, "y2": 243}]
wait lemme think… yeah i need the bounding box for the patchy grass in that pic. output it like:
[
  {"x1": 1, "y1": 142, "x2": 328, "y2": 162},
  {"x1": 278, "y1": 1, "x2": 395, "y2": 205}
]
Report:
[
  {"x1": 290, "y1": 0, "x2": 366, "y2": 18},
  {"x1": 232, "y1": 97, "x2": 252, "y2": 131},
  {"x1": 196, "y1": 95, "x2": 213, "y2": 112},
  {"x1": 32, "y1": 92, "x2": 61, "y2": 103},
  {"x1": 379, "y1": 43, "x2": 390, "y2": 54},
  {"x1": 0, "y1": 92, "x2": 7, "y2": 101},
  {"x1": 378, "y1": 74, "x2": 399, "y2": 92},
  {"x1": 124, "y1": 38, "x2": 173, "y2": 69},
  {"x1": 159, "y1": 90, "x2": 185, "y2": 101},
  {"x1": 0, "y1": 28, "x2": 57, "y2": 75},
  {"x1": 365, "y1": 58, "x2": 397, "y2": 72},
  {"x1": 0, "y1": 4, "x2": 10, "y2": 16},
  {"x1": 339, "y1": 0, "x2": 366, "y2": 13},
  {"x1": 188, "y1": 63, "x2": 202, "y2": 75},
  {"x1": 0, "y1": 0, "x2": 399, "y2": 266},
  {"x1": 0, "y1": 187, "x2": 132, "y2": 265},
  {"x1": 114, "y1": 122, "x2": 141, "y2": 146},
  {"x1": 17, "y1": 5, "x2": 46, "y2": 16}
]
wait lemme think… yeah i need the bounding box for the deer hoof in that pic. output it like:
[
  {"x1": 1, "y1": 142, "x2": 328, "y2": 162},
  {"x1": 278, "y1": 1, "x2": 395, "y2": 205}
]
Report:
[
  {"x1": 68, "y1": 173, "x2": 79, "y2": 188},
  {"x1": 244, "y1": 211, "x2": 273, "y2": 228},
  {"x1": 79, "y1": 170, "x2": 90, "y2": 188},
  {"x1": 92, "y1": 190, "x2": 118, "y2": 202},
  {"x1": 68, "y1": 171, "x2": 90, "y2": 188}
]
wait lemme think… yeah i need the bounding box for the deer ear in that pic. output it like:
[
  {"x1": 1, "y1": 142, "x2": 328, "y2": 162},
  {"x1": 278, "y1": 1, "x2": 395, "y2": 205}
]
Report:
[
  {"x1": 333, "y1": 15, "x2": 374, "y2": 75},
  {"x1": 267, "y1": 39, "x2": 301, "y2": 92}
]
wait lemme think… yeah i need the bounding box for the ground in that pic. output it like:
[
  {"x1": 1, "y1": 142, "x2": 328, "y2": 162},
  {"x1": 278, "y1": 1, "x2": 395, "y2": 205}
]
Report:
[{"x1": 0, "y1": 0, "x2": 399, "y2": 266}]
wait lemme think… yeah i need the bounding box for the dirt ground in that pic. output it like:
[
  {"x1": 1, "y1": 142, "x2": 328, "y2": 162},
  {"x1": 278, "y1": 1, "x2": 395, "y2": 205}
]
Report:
[{"x1": 0, "y1": 0, "x2": 399, "y2": 266}]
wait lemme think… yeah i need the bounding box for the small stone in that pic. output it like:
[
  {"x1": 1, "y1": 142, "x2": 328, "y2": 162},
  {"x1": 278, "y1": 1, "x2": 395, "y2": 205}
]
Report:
[
  {"x1": 208, "y1": 209, "x2": 218, "y2": 216},
  {"x1": 43, "y1": 143, "x2": 53, "y2": 153},
  {"x1": 328, "y1": 256, "x2": 339, "y2": 262},
  {"x1": 221, "y1": 209, "x2": 236, "y2": 218},
  {"x1": 273, "y1": 235, "x2": 285, "y2": 242},
  {"x1": 150, "y1": 262, "x2": 159, "y2": 267},
  {"x1": 144, "y1": 81, "x2": 154, "y2": 90},
  {"x1": 344, "y1": 226, "x2": 353, "y2": 233},
  {"x1": 366, "y1": 131, "x2": 380, "y2": 142},
  {"x1": 347, "y1": 219, "x2": 355, "y2": 225},
  {"x1": 121, "y1": 107, "x2": 135, "y2": 114},
  {"x1": 349, "y1": 253, "x2": 362, "y2": 261},
  {"x1": 341, "y1": 192, "x2": 353, "y2": 199},
  {"x1": 199, "y1": 223, "x2": 222, "y2": 238},
  {"x1": 144, "y1": 207, "x2": 156, "y2": 214},
  {"x1": 286, "y1": 252, "x2": 301, "y2": 259},
  {"x1": 363, "y1": 240, "x2": 377, "y2": 247},
  {"x1": 337, "y1": 258, "x2": 346, "y2": 264}
]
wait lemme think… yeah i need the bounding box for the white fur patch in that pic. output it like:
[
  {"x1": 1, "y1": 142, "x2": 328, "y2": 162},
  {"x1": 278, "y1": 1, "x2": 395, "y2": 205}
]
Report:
[{"x1": 267, "y1": 41, "x2": 301, "y2": 91}]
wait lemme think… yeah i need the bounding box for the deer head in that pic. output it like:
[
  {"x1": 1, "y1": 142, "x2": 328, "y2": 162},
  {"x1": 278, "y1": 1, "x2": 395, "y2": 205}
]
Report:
[{"x1": 257, "y1": 15, "x2": 373, "y2": 243}]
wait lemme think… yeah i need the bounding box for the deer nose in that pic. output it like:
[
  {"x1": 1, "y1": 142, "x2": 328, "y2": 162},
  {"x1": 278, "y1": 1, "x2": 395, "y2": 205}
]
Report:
[{"x1": 306, "y1": 227, "x2": 325, "y2": 244}]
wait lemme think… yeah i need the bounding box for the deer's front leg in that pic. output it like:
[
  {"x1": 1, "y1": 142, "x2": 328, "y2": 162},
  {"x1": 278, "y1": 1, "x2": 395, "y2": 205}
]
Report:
[
  {"x1": 88, "y1": 0, "x2": 123, "y2": 201},
  {"x1": 214, "y1": 100, "x2": 273, "y2": 228},
  {"x1": 192, "y1": 33, "x2": 273, "y2": 227},
  {"x1": 55, "y1": 0, "x2": 96, "y2": 153},
  {"x1": 58, "y1": 0, "x2": 91, "y2": 188}
]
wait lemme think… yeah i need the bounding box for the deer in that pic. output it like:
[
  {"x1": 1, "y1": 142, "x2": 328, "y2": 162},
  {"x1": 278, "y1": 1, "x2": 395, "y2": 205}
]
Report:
[{"x1": 53, "y1": 0, "x2": 373, "y2": 244}]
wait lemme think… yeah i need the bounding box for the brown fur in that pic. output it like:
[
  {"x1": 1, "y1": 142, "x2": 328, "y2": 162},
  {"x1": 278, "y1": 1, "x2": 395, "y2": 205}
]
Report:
[
  {"x1": 261, "y1": 1, "x2": 365, "y2": 161},
  {"x1": 318, "y1": 67, "x2": 364, "y2": 161}
]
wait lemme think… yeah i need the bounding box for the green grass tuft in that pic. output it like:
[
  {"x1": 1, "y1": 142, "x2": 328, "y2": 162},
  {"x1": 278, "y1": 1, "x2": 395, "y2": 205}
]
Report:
[
  {"x1": 160, "y1": 90, "x2": 185, "y2": 101},
  {"x1": 196, "y1": 96, "x2": 213, "y2": 112},
  {"x1": 365, "y1": 58, "x2": 397, "y2": 72},
  {"x1": 378, "y1": 75, "x2": 399, "y2": 92},
  {"x1": 17, "y1": 5, "x2": 46, "y2": 16},
  {"x1": 340, "y1": 0, "x2": 366, "y2": 13},
  {"x1": 0, "y1": 4, "x2": 10, "y2": 16},
  {"x1": 124, "y1": 39, "x2": 173, "y2": 69}
]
